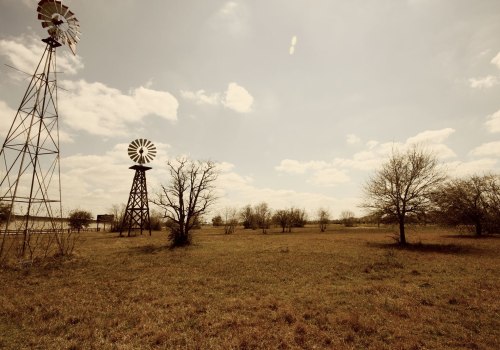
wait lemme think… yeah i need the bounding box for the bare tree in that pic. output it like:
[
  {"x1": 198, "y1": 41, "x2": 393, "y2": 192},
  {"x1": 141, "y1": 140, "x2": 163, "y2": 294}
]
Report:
[
  {"x1": 109, "y1": 204, "x2": 126, "y2": 232},
  {"x1": 289, "y1": 208, "x2": 307, "y2": 230},
  {"x1": 254, "y1": 202, "x2": 272, "y2": 234},
  {"x1": 273, "y1": 209, "x2": 290, "y2": 233},
  {"x1": 363, "y1": 146, "x2": 445, "y2": 245},
  {"x1": 317, "y1": 208, "x2": 330, "y2": 232},
  {"x1": 223, "y1": 207, "x2": 239, "y2": 234},
  {"x1": 340, "y1": 210, "x2": 356, "y2": 227},
  {"x1": 432, "y1": 174, "x2": 500, "y2": 235},
  {"x1": 151, "y1": 157, "x2": 218, "y2": 247}
]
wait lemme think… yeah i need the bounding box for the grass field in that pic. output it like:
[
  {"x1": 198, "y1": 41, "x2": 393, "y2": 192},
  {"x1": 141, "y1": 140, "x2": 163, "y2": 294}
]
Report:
[{"x1": 0, "y1": 225, "x2": 498, "y2": 349}]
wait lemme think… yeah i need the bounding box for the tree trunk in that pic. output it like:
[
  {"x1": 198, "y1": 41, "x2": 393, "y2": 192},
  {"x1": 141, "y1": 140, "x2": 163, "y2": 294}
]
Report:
[
  {"x1": 399, "y1": 218, "x2": 407, "y2": 245},
  {"x1": 475, "y1": 221, "x2": 482, "y2": 236}
]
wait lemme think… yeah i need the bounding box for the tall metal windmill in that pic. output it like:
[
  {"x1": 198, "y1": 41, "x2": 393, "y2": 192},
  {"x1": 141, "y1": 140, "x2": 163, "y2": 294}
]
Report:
[
  {"x1": 121, "y1": 139, "x2": 157, "y2": 237},
  {"x1": 0, "y1": 0, "x2": 80, "y2": 260}
]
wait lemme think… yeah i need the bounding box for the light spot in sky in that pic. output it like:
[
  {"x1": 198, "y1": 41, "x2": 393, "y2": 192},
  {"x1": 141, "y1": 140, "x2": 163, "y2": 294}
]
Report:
[{"x1": 289, "y1": 35, "x2": 297, "y2": 55}]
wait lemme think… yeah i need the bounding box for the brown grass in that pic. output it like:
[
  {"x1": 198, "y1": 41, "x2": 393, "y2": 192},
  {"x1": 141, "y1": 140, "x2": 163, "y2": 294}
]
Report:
[{"x1": 0, "y1": 224, "x2": 498, "y2": 349}]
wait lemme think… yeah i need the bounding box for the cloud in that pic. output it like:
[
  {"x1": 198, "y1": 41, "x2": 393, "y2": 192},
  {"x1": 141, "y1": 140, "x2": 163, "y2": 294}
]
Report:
[
  {"x1": 346, "y1": 133, "x2": 361, "y2": 145},
  {"x1": 276, "y1": 128, "x2": 458, "y2": 186},
  {"x1": 223, "y1": 83, "x2": 254, "y2": 113},
  {"x1": 275, "y1": 159, "x2": 349, "y2": 187},
  {"x1": 59, "y1": 80, "x2": 178, "y2": 136},
  {"x1": 180, "y1": 90, "x2": 220, "y2": 106},
  {"x1": 0, "y1": 35, "x2": 83, "y2": 79},
  {"x1": 491, "y1": 52, "x2": 500, "y2": 70},
  {"x1": 405, "y1": 128, "x2": 456, "y2": 159},
  {"x1": 275, "y1": 159, "x2": 328, "y2": 174},
  {"x1": 470, "y1": 141, "x2": 500, "y2": 157},
  {"x1": 406, "y1": 128, "x2": 455, "y2": 144},
  {"x1": 469, "y1": 75, "x2": 499, "y2": 89},
  {"x1": 485, "y1": 109, "x2": 500, "y2": 133},
  {"x1": 215, "y1": 162, "x2": 357, "y2": 216},
  {"x1": 445, "y1": 159, "x2": 498, "y2": 178},
  {"x1": 289, "y1": 35, "x2": 297, "y2": 55},
  {"x1": 182, "y1": 82, "x2": 254, "y2": 113},
  {"x1": 308, "y1": 168, "x2": 350, "y2": 187}
]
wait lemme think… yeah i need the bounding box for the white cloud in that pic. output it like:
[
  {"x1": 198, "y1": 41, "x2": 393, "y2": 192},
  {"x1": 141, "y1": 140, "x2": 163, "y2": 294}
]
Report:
[
  {"x1": 469, "y1": 75, "x2": 499, "y2": 89},
  {"x1": 215, "y1": 162, "x2": 357, "y2": 216},
  {"x1": 59, "y1": 80, "x2": 178, "y2": 136},
  {"x1": 0, "y1": 35, "x2": 83, "y2": 79},
  {"x1": 346, "y1": 133, "x2": 361, "y2": 145},
  {"x1": 223, "y1": 82, "x2": 254, "y2": 113},
  {"x1": 470, "y1": 141, "x2": 500, "y2": 157},
  {"x1": 275, "y1": 159, "x2": 349, "y2": 187},
  {"x1": 182, "y1": 83, "x2": 254, "y2": 113},
  {"x1": 405, "y1": 128, "x2": 456, "y2": 159},
  {"x1": 491, "y1": 52, "x2": 500, "y2": 70},
  {"x1": 445, "y1": 159, "x2": 498, "y2": 178},
  {"x1": 275, "y1": 159, "x2": 328, "y2": 174},
  {"x1": 485, "y1": 109, "x2": 500, "y2": 133},
  {"x1": 180, "y1": 90, "x2": 220, "y2": 106},
  {"x1": 406, "y1": 128, "x2": 455, "y2": 144},
  {"x1": 308, "y1": 168, "x2": 350, "y2": 187}
]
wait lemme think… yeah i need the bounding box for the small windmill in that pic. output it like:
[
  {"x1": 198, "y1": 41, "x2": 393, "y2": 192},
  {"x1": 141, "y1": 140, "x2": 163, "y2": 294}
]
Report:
[
  {"x1": 0, "y1": 0, "x2": 80, "y2": 260},
  {"x1": 121, "y1": 139, "x2": 157, "y2": 236}
]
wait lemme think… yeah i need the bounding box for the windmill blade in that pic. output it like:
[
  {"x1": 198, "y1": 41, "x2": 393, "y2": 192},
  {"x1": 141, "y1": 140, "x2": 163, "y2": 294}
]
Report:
[
  {"x1": 127, "y1": 139, "x2": 157, "y2": 164},
  {"x1": 38, "y1": 0, "x2": 80, "y2": 55}
]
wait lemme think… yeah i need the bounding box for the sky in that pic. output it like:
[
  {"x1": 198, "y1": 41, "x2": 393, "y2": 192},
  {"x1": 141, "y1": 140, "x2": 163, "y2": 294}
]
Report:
[{"x1": 0, "y1": 0, "x2": 500, "y2": 220}]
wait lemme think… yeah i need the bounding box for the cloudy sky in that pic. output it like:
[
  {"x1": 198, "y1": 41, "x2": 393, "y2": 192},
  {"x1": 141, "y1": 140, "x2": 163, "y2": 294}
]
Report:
[{"x1": 0, "y1": 0, "x2": 500, "y2": 219}]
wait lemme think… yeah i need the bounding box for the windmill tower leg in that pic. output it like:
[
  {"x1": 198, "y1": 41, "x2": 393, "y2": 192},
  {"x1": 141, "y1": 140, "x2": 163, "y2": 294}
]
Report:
[
  {"x1": 120, "y1": 165, "x2": 152, "y2": 237},
  {"x1": 0, "y1": 40, "x2": 64, "y2": 261}
]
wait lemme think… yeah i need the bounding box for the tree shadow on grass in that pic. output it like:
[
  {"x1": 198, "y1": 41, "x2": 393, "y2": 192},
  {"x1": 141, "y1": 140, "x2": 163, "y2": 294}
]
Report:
[
  {"x1": 127, "y1": 244, "x2": 169, "y2": 255},
  {"x1": 441, "y1": 234, "x2": 500, "y2": 240},
  {"x1": 366, "y1": 241, "x2": 483, "y2": 255}
]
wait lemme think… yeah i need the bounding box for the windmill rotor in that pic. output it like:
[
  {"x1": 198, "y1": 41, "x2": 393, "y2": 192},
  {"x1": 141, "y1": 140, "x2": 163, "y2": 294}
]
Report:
[
  {"x1": 128, "y1": 139, "x2": 157, "y2": 165},
  {"x1": 37, "y1": 0, "x2": 80, "y2": 55}
]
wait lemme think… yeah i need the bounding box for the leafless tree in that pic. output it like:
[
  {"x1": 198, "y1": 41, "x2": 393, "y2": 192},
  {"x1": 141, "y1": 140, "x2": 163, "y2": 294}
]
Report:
[
  {"x1": 317, "y1": 208, "x2": 330, "y2": 232},
  {"x1": 340, "y1": 210, "x2": 356, "y2": 227},
  {"x1": 151, "y1": 157, "x2": 218, "y2": 247},
  {"x1": 362, "y1": 146, "x2": 446, "y2": 245},
  {"x1": 109, "y1": 203, "x2": 126, "y2": 232},
  {"x1": 223, "y1": 206, "x2": 239, "y2": 234},
  {"x1": 273, "y1": 209, "x2": 290, "y2": 233},
  {"x1": 432, "y1": 174, "x2": 500, "y2": 235},
  {"x1": 254, "y1": 202, "x2": 272, "y2": 234},
  {"x1": 240, "y1": 204, "x2": 256, "y2": 229}
]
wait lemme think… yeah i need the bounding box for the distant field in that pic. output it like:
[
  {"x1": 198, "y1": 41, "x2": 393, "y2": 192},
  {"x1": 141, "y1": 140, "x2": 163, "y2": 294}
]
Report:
[{"x1": 0, "y1": 225, "x2": 498, "y2": 349}]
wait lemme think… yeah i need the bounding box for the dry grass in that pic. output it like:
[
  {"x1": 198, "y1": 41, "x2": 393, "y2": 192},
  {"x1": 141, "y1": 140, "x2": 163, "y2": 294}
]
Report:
[{"x1": 0, "y1": 224, "x2": 499, "y2": 349}]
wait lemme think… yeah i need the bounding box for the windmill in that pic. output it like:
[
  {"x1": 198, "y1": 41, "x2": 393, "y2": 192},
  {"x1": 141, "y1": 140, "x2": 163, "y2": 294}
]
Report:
[
  {"x1": 121, "y1": 139, "x2": 157, "y2": 237},
  {"x1": 0, "y1": 0, "x2": 80, "y2": 261}
]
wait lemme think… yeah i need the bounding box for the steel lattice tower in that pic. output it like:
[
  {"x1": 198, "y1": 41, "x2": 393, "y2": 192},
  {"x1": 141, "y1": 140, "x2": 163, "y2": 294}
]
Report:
[
  {"x1": 0, "y1": 37, "x2": 66, "y2": 259},
  {"x1": 120, "y1": 139, "x2": 156, "y2": 237},
  {"x1": 0, "y1": 0, "x2": 81, "y2": 261},
  {"x1": 121, "y1": 165, "x2": 152, "y2": 236}
]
